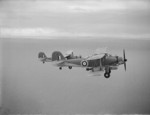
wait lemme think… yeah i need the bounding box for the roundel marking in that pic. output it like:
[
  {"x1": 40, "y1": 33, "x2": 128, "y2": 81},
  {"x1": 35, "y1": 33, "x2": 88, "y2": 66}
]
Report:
[{"x1": 81, "y1": 60, "x2": 88, "y2": 67}]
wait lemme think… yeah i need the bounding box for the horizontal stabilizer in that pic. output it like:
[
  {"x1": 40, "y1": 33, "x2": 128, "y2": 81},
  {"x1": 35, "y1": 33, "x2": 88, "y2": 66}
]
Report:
[{"x1": 38, "y1": 52, "x2": 52, "y2": 63}]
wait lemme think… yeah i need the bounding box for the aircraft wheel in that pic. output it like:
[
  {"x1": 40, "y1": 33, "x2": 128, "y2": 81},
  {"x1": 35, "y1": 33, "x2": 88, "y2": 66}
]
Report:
[
  {"x1": 69, "y1": 66, "x2": 72, "y2": 69},
  {"x1": 104, "y1": 73, "x2": 110, "y2": 78},
  {"x1": 59, "y1": 67, "x2": 62, "y2": 70},
  {"x1": 43, "y1": 61, "x2": 45, "y2": 64}
]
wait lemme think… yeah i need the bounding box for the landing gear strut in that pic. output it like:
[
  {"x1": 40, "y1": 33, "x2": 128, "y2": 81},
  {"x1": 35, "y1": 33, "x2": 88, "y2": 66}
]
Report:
[{"x1": 104, "y1": 67, "x2": 111, "y2": 78}]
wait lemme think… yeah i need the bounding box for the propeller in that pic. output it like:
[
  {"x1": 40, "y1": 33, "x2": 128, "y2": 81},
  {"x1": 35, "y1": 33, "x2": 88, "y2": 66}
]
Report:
[{"x1": 123, "y1": 49, "x2": 127, "y2": 71}]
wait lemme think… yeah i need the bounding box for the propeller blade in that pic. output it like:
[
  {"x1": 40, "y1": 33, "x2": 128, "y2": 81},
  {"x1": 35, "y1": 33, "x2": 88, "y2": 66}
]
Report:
[
  {"x1": 124, "y1": 61, "x2": 126, "y2": 71},
  {"x1": 123, "y1": 49, "x2": 125, "y2": 59},
  {"x1": 123, "y1": 49, "x2": 127, "y2": 71}
]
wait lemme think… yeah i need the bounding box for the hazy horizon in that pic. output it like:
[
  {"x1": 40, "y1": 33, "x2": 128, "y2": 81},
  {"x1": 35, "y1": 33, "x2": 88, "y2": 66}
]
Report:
[{"x1": 1, "y1": 38, "x2": 150, "y2": 114}]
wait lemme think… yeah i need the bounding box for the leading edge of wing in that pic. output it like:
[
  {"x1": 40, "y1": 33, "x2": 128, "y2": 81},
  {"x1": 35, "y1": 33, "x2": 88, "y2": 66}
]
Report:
[{"x1": 86, "y1": 53, "x2": 105, "y2": 61}]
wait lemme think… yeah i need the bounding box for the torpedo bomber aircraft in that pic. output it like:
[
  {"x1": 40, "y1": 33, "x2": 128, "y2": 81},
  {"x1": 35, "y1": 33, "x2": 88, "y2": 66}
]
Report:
[{"x1": 38, "y1": 49, "x2": 127, "y2": 78}]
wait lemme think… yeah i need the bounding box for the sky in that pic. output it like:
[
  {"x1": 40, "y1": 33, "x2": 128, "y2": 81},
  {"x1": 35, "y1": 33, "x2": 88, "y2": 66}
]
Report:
[
  {"x1": 0, "y1": 0, "x2": 150, "y2": 39},
  {"x1": 1, "y1": 38, "x2": 150, "y2": 114}
]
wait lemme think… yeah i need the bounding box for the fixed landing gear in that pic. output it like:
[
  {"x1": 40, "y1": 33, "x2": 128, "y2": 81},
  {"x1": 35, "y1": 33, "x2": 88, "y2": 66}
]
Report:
[
  {"x1": 43, "y1": 61, "x2": 45, "y2": 64},
  {"x1": 104, "y1": 72, "x2": 110, "y2": 78},
  {"x1": 59, "y1": 67, "x2": 62, "y2": 70},
  {"x1": 68, "y1": 66, "x2": 72, "y2": 69},
  {"x1": 104, "y1": 68, "x2": 111, "y2": 78}
]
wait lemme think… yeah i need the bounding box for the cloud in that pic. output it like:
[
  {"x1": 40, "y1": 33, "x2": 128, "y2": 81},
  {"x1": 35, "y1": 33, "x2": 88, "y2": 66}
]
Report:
[
  {"x1": 68, "y1": 0, "x2": 150, "y2": 13},
  {"x1": 0, "y1": 27, "x2": 90, "y2": 38},
  {"x1": 1, "y1": 0, "x2": 149, "y2": 14},
  {"x1": 0, "y1": 0, "x2": 150, "y2": 40},
  {"x1": 0, "y1": 28, "x2": 66, "y2": 38},
  {"x1": 34, "y1": 0, "x2": 126, "y2": 13},
  {"x1": 32, "y1": 0, "x2": 150, "y2": 13},
  {"x1": 0, "y1": 27, "x2": 150, "y2": 40}
]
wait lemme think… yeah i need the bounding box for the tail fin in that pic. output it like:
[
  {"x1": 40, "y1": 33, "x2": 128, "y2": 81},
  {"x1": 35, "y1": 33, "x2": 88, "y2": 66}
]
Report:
[
  {"x1": 38, "y1": 52, "x2": 52, "y2": 63},
  {"x1": 38, "y1": 52, "x2": 47, "y2": 63},
  {"x1": 38, "y1": 52, "x2": 47, "y2": 59},
  {"x1": 52, "y1": 51, "x2": 65, "y2": 61}
]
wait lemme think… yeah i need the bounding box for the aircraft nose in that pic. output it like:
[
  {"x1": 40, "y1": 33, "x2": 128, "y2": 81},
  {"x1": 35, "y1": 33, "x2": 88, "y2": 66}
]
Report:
[{"x1": 124, "y1": 58, "x2": 127, "y2": 62}]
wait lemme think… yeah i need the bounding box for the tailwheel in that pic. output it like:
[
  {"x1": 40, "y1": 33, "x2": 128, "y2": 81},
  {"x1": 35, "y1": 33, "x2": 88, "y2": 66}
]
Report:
[
  {"x1": 68, "y1": 66, "x2": 72, "y2": 69},
  {"x1": 59, "y1": 67, "x2": 62, "y2": 70},
  {"x1": 104, "y1": 73, "x2": 110, "y2": 78}
]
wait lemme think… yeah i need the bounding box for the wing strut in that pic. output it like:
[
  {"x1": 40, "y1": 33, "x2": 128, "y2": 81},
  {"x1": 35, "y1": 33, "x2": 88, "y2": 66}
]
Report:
[{"x1": 99, "y1": 58, "x2": 102, "y2": 70}]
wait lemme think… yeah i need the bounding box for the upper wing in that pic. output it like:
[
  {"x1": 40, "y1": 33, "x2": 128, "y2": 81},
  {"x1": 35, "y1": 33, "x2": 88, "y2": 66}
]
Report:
[
  {"x1": 85, "y1": 47, "x2": 108, "y2": 61},
  {"x1": 87, "y1": 53, "x2": 105, "y2": 61}
]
